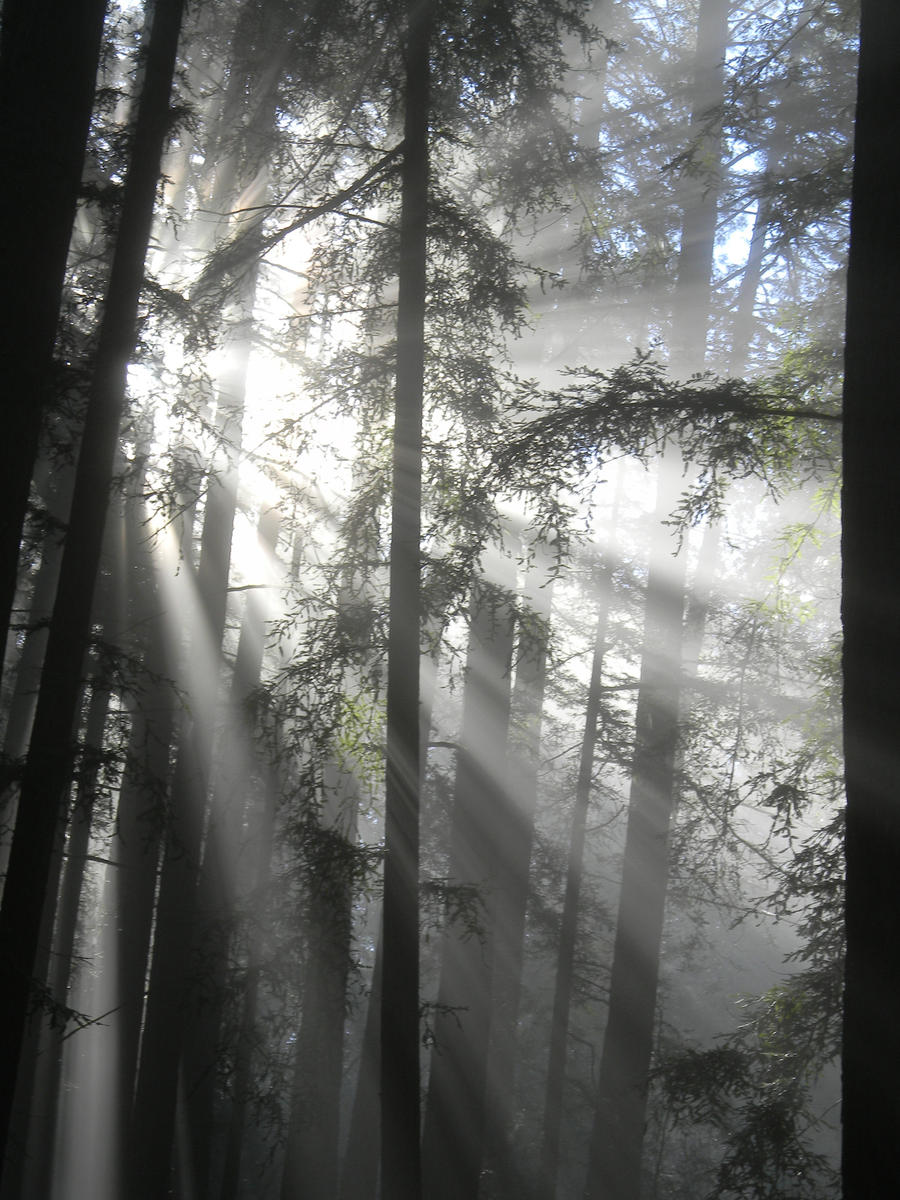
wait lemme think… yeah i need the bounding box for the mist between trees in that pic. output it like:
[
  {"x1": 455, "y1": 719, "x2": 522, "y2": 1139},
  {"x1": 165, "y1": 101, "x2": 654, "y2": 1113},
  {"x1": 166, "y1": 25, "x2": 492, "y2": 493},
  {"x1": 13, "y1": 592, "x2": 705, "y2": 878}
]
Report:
[{"x1": 0, "y1": 0, "x2": 895, "y2": 1198}]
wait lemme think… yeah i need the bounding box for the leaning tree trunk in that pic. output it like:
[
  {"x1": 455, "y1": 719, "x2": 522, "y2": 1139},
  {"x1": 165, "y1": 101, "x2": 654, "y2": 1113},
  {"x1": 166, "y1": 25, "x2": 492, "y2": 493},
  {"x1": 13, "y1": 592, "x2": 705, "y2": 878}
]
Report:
[
  {"x1": 381, "y1": 2, "x2": 431, "y2": 1197},
  {"x1": 0, "y1": 0, "x2": 106, "y2": 678},
  {"x1": 840, "y1": 1, "x2": 900, "y2": 1196},
  {"x1": 0, "y1": 0, "x2": 186, "y2": 1181}
]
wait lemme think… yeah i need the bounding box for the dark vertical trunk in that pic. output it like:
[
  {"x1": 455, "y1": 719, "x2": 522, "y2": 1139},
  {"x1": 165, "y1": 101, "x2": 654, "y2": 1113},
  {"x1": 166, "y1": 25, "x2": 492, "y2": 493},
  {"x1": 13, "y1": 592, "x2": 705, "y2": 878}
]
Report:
[
  {"x1": 2, "y1": 536, "x2": 117, "y2": 1200},
  {"x1": 341, "y1": 630, "x2": 441, "y2": 1200},
  {"x1": 0, "y1": 0, "x2": 106, "y2": 673},
  {"x1": 484, "y1": 546, "x2": 553, "y2": 1198},
  {"x1": 539, "y1": 555, "x2": 613, "y2": 1200},
  {"x1": 29, "y1": 656, "x2": 114, "y2": 1200},
  {"x1": 381, "y1": 1, "x2": 431, "y2": 1196},
  {"x1": 218, "y1": 765, "x2": 278, "y2": 1200},
  {"x1": 840, "y1": 1, "x2": 900, "y2": 1196},
  {"x1": 669, "y1": 0, "x2": 729, "y2": 377},
  {"x1": 280, "y1": 768, "x2": 357, "y2": 1200},
  {"x1": 582, "y1": 7, "x2": 728, "y2": 1192},
  {"x1": 112, "y1": 509, "x2": 178, "y2": 1144},
  {"x1": 339, "y1": 921, "x2": 384, "y2": 1200},
  {"x1": 0, "y1": 0, "x2": 186, "y2": 1178},
  {"x1": 421, "y1": 577, "x2": 515, "y2": 1200},
  {"x1": 582, "y1": 458, "x2": 687, "y2": 1200},
  {"x1": 0, "y1": 468, "x2": 74, "y2": 886}
]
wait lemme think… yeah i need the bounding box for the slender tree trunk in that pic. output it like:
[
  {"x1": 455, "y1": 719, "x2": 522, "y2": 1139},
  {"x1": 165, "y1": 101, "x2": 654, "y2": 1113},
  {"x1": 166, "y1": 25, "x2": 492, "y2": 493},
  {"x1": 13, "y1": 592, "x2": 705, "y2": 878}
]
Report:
[
  {"x1": 483, "y1": 546, "x2": 553, "y2": 1199},
  {"x1": 669, "y1": 0, "x2": 729, "y2": 378},
  {"x1": 0, "y1": 467, "x2": 74, "y2": 887},
  {"x1": 29, "y1": 658, "x2": 114, "y2": 1200},
  {"x1": 281, "y1": 765, "x2": 358, "y2": 1200},
  {"x1": 0, "y1": 0, "x2": 186, "y2": 1179},
  {"x1": 0, "y1": 0, "x2": 106, "y2": 676},
  {"x1": 112, "y1": 503, "x2": 178, "y2": 1149},
  {"x1": 341, "y1": 627, "x2": 441, "y2": 1200},
  {"x1": 381, "y1": 2, "x2": 431, "y2": 1196},
  {"x1": 339, "y1": 920, "x2": 384, "y2": 1200},
  {"x1": 421, "y1": 575, "x2": 516, "y2": 1200},
  {"x1": 218, "y1": 763, "x2": 279, "y2": 1200},
  {"x1": 840, "y1": 1, "x2": 900, "y2": 1195},
  {"x1": 582, "y1": 456, "x2": 687, "y2": 1200},
  {"x1": 540, "y1": 558, "x2": 613, "y2": 1200}
]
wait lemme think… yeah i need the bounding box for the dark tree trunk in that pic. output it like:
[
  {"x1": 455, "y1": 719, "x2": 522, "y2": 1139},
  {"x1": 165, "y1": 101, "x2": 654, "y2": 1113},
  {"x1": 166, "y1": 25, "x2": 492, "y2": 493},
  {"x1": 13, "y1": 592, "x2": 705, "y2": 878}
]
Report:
[
  {"x1": 218, "y1": 764, "x2": 278, "y2": 1200},
  {"x1": 582, "y1": 458, "x2": 687, "y2": 1200},
  {"x1": 29, "y1": 655, "x2": 114, "y2": 1200},
  {"x1": 381, "y1": 2, "x2": 431, "y2": 1196},
  {"x1": 840, "y1": 1, "x2": 900, "y2": 1195},
  {"x1": 341, "y1": 630, "x2": 440, "y2": 1200},
  {"x1": 0, "y1": 467, "x2": 74, "y2": 885},
  {"x1": 0, "y1": 0, "x2": 186, "y2": 1179},
  {"x1": 340, "y1": 921, "x2": 384, "y2": 1200},
  {"x1": 112, "y1": 495, "x2": 179, "y2": 1153},
  {"x1": 483, "y1": 548, "x2": 553, "y2": 1198},
  {"x1": 421, "y1": 576, "x2": 515, "y2": 1200},
  {"x1": 540, "y1": 559, "x2": 613, "y2": 1200},
  {"x1": 669, "y1": 0, "x2": 729, "y2": 378},
  {"x1": 0, "y1": 0, "x2": 106, "y2": 678},
  {"x1": 280, "y1": 768, "x2": 357, "y2": 1200}
]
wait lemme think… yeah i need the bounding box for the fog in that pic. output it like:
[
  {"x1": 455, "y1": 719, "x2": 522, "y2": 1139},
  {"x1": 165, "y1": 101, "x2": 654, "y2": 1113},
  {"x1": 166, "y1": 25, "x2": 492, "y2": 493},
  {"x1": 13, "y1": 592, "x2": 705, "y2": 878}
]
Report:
[{"x1": 0, "y1": 1, "x2": 850, "y2": 1198}]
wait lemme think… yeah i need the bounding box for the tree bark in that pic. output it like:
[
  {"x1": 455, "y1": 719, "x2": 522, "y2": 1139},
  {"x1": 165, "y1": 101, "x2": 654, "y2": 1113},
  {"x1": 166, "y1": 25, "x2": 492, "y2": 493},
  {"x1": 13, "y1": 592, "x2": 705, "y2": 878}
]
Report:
[
  {"x1": 582, "y1": 456, "x2": 687, "y2": 1200},
  {"x1": 540, "y1": 558, "x2": 613, "y2": 1200},
  {"x1": 483, "y1": 547, "x2": 553, "y2": 1198},
  {"x1": 0, "y1": 0, "x2": 186, "y2": 1180},
  {"x1": 421, "y1": 575, "x2": 515, "y2": 1200},
  {"x1": 840, "y1": 1, "x2": 900, "y2": 1195},
  {"x1": 0, "y1": 0, "x2": 106, "y2": 678},
  {"x1": 381, "y1": 2, "x2": 431, "y2": 1196}
]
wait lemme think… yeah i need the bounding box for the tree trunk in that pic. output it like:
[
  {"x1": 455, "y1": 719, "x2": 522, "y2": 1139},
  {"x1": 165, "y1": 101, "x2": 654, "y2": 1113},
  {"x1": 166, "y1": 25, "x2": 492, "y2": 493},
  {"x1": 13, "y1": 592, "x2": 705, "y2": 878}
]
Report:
[
  {"x1": 840, "y1": 1, "x2": 900, "y2": 1195},
  {"x1": 483, "y1": 546, "x2": 553, "y2": 1199},
  {"x1": 0, "y1": 0, "x2": 186, "y2": 1179},
  {"x1": 540, "y1": 557, "x2": 613, "y2": 1200},
  {"x1": 669, "y1": 0, "x2": 729, "y2": 378},
  {"x1": 421, "y1": 574, "x2": 515, "y2": 1200},
  {"x1": 341, "y1": 626, "x2": 441, "y2": 1200},
  {"x1": 112, "y1": 494, "x2": 179, "y2": 1151},
  {"x1": 0, "y1": 0, "x2": 106, "y2": 675},
  {"x1": 381, "y1": 1, "x2": 431, "y2": 1196},
  {"x1": 280, "y1": 765, "x2": 357, "y2": 1200},
  {"x1": 29, "y1": 655, "x2": 114, "y2": 1200},
  {"x1": 582, "y1": 456, "x2": 687, "y2": 1200}
]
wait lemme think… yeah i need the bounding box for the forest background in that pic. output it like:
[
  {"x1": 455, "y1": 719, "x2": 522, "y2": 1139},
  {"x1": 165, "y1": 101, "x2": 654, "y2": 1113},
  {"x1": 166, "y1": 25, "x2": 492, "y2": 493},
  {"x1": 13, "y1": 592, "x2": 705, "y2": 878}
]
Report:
[{"x1": 0, "y1": 0, "x2": 894, "y2": 1198}]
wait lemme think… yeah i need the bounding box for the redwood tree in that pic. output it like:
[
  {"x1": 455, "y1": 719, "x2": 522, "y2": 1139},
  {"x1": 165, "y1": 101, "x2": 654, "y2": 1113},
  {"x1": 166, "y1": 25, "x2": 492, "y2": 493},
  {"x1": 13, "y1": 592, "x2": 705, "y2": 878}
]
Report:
[
  {"x1": 0, "y1": 0, "x2": 186, "y2": 1179},
  {"x1": 381, "y1": 2, "x2": 431, "y2": 1197},
  {"x1": 840, "y1": 0, "x2": 900, "y2": 1195}
]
